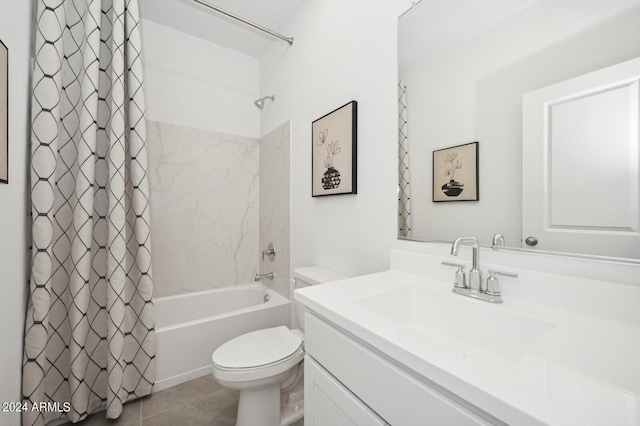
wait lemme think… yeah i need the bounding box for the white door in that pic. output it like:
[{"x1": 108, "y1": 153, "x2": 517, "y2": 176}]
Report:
[
  {"x1": 522, "y1": 57, "x2": 640, "y2": 258},
  {"x1": 304, "y1": 356, "x2": 389, "y2": 426}
]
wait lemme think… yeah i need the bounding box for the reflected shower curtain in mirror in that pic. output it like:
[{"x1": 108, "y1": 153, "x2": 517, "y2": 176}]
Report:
[
  {"x1": 398, "y1": 81, "x2": 412, "y2": 237},
  {"x1": 23, "y1": 0, "x2": 155, "y2": 424}
]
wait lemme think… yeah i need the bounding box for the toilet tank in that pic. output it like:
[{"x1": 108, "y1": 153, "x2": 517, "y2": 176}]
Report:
[{"x1": 293, "y1": 266, "x2": 348, "y2": 330}]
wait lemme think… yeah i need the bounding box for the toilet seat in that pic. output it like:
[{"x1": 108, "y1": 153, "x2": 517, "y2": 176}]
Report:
[{"x1": 212, "y1": 326, "x2": 304, "y2": 383}]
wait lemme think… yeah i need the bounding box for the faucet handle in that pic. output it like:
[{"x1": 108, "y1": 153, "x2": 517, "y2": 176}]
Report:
[
  {"x1": 491, "y1": 233, "x2": 505, "y2": 248},
  {"x1": 485, "y1": 269, "x2": 518, "y2": 300},
  {"x1": 487, "y1": 269, "x2": 518, "y2": 279},
  {"x1": 262, "y1": 243, "x2": 277, "y2": 261},
  {"x1": 441, "y1": 262, "x2": 466, "y2": 289}
]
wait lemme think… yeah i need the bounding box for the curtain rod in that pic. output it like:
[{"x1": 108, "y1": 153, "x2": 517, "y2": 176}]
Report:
[{"x1": 191, "y1": 0, "x2": 294, "y2": 46}]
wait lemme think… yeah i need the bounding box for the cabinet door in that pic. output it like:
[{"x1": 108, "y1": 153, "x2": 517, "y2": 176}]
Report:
[{"x1": 305, "y1": 356, "x2": 389, "y2": 426}]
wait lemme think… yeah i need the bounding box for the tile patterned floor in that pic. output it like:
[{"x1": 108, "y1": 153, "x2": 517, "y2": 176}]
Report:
[{"x1": 69, "y1": 375, "x2": 239, "y2": 426}]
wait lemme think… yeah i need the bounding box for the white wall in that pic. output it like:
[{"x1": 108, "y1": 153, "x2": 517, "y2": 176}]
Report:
[
  {"x1": 0, "y1": 2, "x2": 33, "y2": 426},
  {"x1": 260, "y1": 0, "x2": 414, "y2": 277},
  {"x1": 401, "y1": 0, "x2": 640, "y2": 246},
  {"x1": 141, "y1": 19, "x2": 261, "y2": 138}
]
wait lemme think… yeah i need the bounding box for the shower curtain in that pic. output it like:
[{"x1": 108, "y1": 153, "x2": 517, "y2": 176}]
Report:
[
  {"x1": 23, "y1": 0, "x2": 154, "y2": 424},
  {"x1": 398, "y1": 81, "x2": 412, "y2": 237}
]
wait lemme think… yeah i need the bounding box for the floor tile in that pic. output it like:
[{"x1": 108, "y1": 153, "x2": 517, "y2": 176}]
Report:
[
  {"x1": 141, "y1": 393, "x2": 236, "y2": 426},
  {"x1": 69, "y1": 375, "x2": 240, "y2": 426}
]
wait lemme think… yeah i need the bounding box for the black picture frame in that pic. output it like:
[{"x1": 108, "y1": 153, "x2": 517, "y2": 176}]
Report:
[
  {"x1": 311, "y1": 101, "x2": 357, "y2": 197},
  {"x1": 432, "y1": 141, "x2": 479, "y2": 202},
  {"x1": 0, "y1": 40, "x2": 7, "y2": 184}
]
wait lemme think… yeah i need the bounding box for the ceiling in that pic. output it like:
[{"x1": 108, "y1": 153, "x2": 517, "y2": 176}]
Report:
[
  {"x1": 398, "y1": 0, "x2": 541, "y2": 72},
  {"x1": 138, "y1": 0, "x2": 302, "y2": 57}
]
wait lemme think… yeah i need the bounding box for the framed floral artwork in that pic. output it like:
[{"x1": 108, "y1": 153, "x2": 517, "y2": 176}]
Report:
[
  {"x1": 312, "y1": 101, "x2": 357, "y2": 197},
  {"x1": 433, "y1": 142, "x2": 478, "y2": 202}
]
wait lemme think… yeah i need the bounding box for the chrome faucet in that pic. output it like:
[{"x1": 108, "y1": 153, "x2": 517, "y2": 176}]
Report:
[
  {"x1": 443, "y1": 236, "x2": 518, "y2": 303},
  {"x1": 450, "y1": 236, "x2": 482, "y2": 292}
]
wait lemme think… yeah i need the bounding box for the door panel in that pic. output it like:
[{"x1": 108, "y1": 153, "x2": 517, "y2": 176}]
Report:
[{"x1": 522, "y1": 57, "x2": 640, "y2": 258}]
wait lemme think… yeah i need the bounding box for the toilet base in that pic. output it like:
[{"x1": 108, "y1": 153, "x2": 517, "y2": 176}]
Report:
[
  {"x1": 234, "y1": 384, "x2": 305, "y2": 426},
  {"x1": 236, "y1": 384, "x2": 281, "y2": 426}
]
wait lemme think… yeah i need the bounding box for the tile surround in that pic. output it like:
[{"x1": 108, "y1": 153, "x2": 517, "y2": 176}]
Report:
[
  {"x1": 148, "y1": 120, "x2": 292, "y2": 299},
  {"x1": 147, "y1": 121, "x2": 260, "y2": 297},
  {"x1": 259, "y1": 122, "x2": 291, "y2": 298}
]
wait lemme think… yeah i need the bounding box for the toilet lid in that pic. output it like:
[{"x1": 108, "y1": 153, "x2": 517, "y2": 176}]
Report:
[{"x1": 212, "y1": 326, "x2": 303, "y2": 369}]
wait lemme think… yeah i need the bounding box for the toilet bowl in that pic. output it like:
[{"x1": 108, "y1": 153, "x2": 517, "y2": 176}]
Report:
[{"x1": 211, "y1": 266, "x2": 347, "y2": 426}]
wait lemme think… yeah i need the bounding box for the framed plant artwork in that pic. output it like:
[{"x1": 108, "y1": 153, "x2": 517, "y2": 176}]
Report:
[
  {"x1": 0, "y1": 40, "x2": 7, "y2": 184},
  {"x1": 433, "y1": 142, "x2": 478, "y2": 202},
  {"x1": 312, "y1": 101, "x2": 357, "y2": 197}
]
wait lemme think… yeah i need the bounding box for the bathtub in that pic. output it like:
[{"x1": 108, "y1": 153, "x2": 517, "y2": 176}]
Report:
[{"x1": 154, "y1": 282, "x2": 291, "y2": 391}]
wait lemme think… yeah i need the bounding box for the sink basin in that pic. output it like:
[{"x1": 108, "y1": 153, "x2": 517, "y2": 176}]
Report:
[{"x1": 355, "y1": 285, "x2": 553, "y2": 366}]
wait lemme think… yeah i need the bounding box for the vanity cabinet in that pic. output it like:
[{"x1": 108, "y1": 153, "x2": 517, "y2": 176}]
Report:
[{"x1": 304, "y1": 312, "x2": 497, "y2": 426}]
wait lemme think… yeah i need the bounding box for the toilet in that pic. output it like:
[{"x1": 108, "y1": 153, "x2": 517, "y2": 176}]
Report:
[{"x1": 211, "y1": 266, "x2": 348, "y2": 426}]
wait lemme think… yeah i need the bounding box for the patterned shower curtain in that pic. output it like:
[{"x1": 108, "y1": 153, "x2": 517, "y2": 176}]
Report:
[
  {"x1": 23, "y1": 0, "x2": 155, "y2": 424},
  {"x1": 398, "y1": 81, "x2": 412, "y2": 237}
]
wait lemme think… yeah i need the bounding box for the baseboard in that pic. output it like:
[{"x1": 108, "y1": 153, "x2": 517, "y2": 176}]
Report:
[{"x1": 152, "y1": 364, "x2": 213, "y2": 392}]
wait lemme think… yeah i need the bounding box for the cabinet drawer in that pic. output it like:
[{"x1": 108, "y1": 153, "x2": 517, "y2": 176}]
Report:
[{"x1": 305, "y1": 312, "x2": 494, "y2": 426}]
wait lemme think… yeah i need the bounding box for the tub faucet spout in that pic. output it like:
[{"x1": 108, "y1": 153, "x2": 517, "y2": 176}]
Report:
[{"x1": 255, "y1": 272, "x2": 274, "y2": 282}]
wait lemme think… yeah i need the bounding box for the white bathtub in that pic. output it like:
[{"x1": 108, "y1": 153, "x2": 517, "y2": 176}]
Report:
[{"x1": 154, "y1": 282, "x2": 291, "y2": 391}]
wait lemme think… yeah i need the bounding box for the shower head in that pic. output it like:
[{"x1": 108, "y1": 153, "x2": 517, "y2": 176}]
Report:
[{"x1": 254, "y1": 95, "x2": 275, "y2": 109}]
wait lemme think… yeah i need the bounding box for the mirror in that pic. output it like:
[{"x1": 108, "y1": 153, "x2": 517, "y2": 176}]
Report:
[{"x1": 398, "y1": 0, "x2": 640, "y2": 261}]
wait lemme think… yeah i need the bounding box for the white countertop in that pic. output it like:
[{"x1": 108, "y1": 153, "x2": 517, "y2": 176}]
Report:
[{"x1": 295, "y1": 251, "x2": 640, "y2": 426}]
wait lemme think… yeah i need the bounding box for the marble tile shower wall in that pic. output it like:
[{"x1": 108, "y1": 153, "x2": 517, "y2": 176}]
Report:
[
  {"x1": 259, "y1": 122, "x2": 291, "y2": 298},
  {"x1": 148, "y1": 121, "x2": 260, "y2": 297}
]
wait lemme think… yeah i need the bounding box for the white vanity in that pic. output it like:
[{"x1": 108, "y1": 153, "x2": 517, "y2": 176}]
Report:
[{"x1": 295, "y1": 249, "x2": 640, "y2": 425}]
